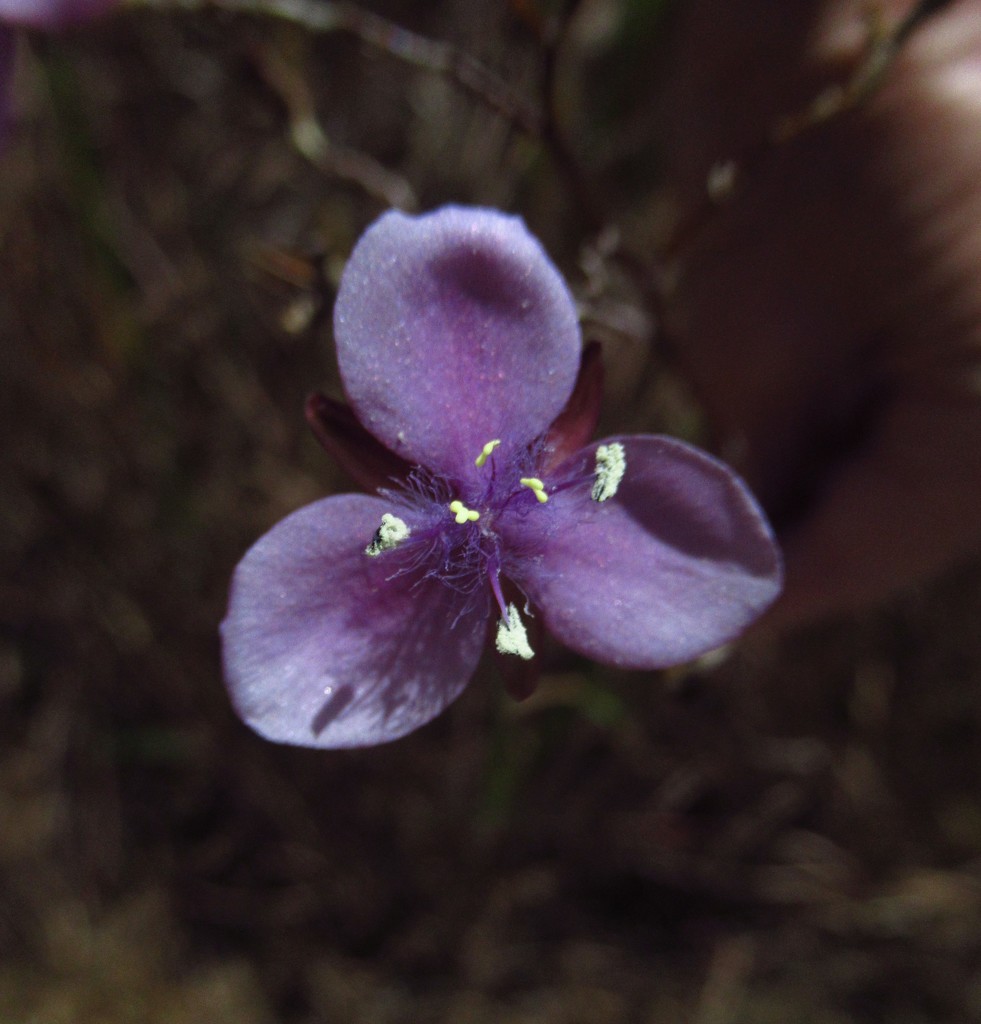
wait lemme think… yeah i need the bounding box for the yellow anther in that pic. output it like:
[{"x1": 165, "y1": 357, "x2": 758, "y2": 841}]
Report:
[
  {"x1": 496, "y1": 603, "x2": 534, "y2": 660},
  {"x1": 449, "y1": 500, "x2": 480, "y2": 524},
  {"x1": 364, "y1": 513, "x2": 410, "y2": 557},
  {"x1": 474, "y1": 439, "x2": 502, "y2": 468},
  {"x1": 519, "y1": 477, "x2": 549, "y2": 504},
  {"x1": 592, "y1": 442, "x2": 626, "y2": 502}
]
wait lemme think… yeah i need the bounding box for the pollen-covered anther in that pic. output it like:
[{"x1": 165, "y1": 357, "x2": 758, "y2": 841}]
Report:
[
  {"x1": 495, "y1": 603, "x2": 534, "y2": 660},
  {"x1": 449, "y1": 499, "x2": 480, "y2": 524},
  {"x1": 519, "y1": 477, "x2": 549, "y2": 504},
  {"x1": 365, "y1": 513, "x2": 411, "y2": 557},
  {"x1": 474, "y1": 439, "x2": 502, "y2": 468},
  {"x1": 591, "y1": 442, "x2": 626, "y2": 502}
]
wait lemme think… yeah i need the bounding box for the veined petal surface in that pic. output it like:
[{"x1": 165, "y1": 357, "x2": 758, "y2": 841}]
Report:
[
  {"x1": 334, "y1": 206, "x2": 581, "y2": 482},
  {"x1": 221, "y1": 495, "x2": 488, "y2": 748},
  {"x1": 511, "y1": 436, "x2": 782, "y2": 668}
]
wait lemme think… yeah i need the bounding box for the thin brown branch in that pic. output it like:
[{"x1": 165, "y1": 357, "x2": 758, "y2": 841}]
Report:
[
  {"x1": 139, "y1": 0, "x2": 543, "y2": 135},
  {"x1": 659, "y1": 0, "x2": 959, "y2": 267},
  {"x1": 252, "y1": 41, "x2": 418, "y2": 210},
  {"x1": 139, "y1": 0, "x2": 613, "y2": 231},
  {"x1": 535, "y1": 0, "x2": 604, "y2": 232}
]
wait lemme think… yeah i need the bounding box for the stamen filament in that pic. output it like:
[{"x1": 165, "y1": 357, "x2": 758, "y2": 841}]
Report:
[{"x1": 488, "y1": 568, "x2": 510, "y2": 622}]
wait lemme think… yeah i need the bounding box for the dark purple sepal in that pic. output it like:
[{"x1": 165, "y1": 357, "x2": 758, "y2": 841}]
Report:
[
  {"x1": 541, "y1": 341, "x2": 604, "y2": 473},
  {"x1": 305, "y1": 392, "x2": 412, "y2": 493}
]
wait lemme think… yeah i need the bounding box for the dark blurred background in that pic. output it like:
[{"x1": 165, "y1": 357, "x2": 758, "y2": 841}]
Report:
[{"x1": 3, "y1": 0, "x2": 981, "y2": 1020}]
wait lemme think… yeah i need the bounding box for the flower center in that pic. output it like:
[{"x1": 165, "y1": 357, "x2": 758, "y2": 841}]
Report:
[{"x1": 362, "y1": 438, "x2": 629, "y2": 659}]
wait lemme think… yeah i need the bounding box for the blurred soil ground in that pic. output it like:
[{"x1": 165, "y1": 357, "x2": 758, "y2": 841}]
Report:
[{"x1": 2, "y1": 1, "x2": 981, "y2": 1020}]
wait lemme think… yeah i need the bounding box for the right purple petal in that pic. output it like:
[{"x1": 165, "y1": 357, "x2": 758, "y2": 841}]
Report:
[
  {"x1": 512, "y1": 436, "x2": 783, "y2": 668},
  {"x1": 221, "y1": 494, "x2": 488, "y2": 748}
]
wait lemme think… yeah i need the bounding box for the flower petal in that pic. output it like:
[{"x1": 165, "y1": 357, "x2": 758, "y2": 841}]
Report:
[
  {"x1": 334, "y1": 206, "x2": 581, "y2": 482},
  {"x1": 221, "y1": 494, "x2": 488, "y2": 748},
  {"x1": 509, "y1": 436, "x2": 782, "y2": 668}
]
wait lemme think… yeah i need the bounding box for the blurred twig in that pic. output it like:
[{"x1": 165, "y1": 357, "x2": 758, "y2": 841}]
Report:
[
  {"x1": 251, "y1": 42, "x2": 418, "y2": 210},
  {"x1": 659, "y1": 0, "x2": 959, "y2": 266},
  {"x1": 772, "y1": 0, "x2": 957, "y2": 142},
  {"x1": 532, "y1": 0, "x2": 603, "y2": 230},
  {"x1": 137, "y1": 0, "x2": 616, "y2": 228},
  {"x1": 140, "y1": 0, "x2": 543, "y2": 134}
]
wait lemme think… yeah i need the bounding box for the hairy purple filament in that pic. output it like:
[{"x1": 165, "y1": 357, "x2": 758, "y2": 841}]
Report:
[{"x1": 376, "y1": 438, "x2": 594, "y2": 628}]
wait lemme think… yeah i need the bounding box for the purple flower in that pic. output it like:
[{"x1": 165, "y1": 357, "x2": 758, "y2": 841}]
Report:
[{"x1": 221, "y1": 206, "x2": 782, "y2": 749}]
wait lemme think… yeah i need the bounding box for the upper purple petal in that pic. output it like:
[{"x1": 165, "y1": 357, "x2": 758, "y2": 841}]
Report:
[
  {"x1": 0, "y1": 0, "x2": 115, "y2": 28},
  {"x1": 333, "y1": 206, "x2": 582, "y2": 483},
  {"x1": 221, "y1": 494, "x2": 488, "y2": 748},
  {"x1": 507, "y1": 436, "x2": 782, "y2": 668}
]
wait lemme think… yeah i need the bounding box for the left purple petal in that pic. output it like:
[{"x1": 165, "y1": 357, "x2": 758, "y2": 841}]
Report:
[
  {"x1": 334, "y1": 206, "x2": 581, "y2": 482},
  {"x1": 0, "y1": 0, "x2": 116, "y2": 28},
  {"x1": 221, "y1": 494, "x2": 488, "y2": 748},
  {"x1": 508, "y1": 436, "x2": 782, "y2": 668}
]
